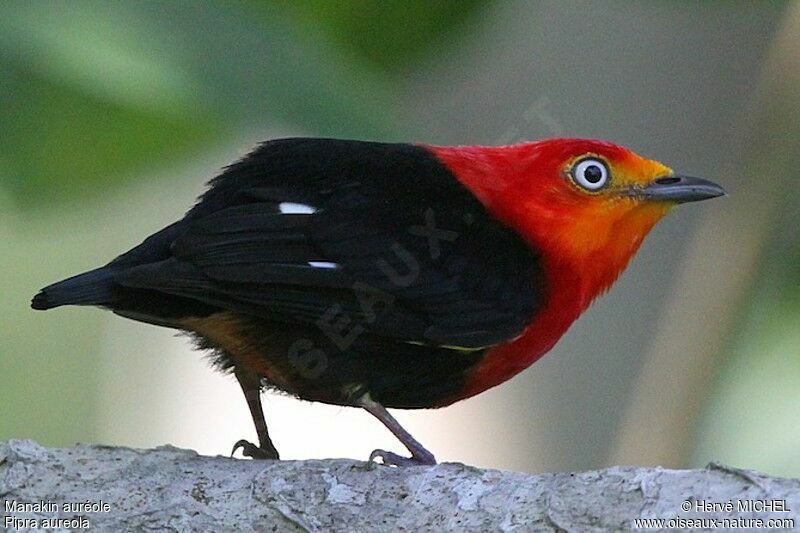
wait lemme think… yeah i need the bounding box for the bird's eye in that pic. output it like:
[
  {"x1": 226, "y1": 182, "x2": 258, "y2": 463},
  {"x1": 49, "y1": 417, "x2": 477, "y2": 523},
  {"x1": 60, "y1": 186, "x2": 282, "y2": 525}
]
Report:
[{"x1": 571, "y1": 158, "x2": 609, "y2": 191}]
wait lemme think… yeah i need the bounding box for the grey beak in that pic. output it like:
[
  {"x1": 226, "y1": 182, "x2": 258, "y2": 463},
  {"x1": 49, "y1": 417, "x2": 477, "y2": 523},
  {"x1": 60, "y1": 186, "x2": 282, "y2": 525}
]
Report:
[{"x1": 630, "y1": 175, "x2": 726, "y2": 204}]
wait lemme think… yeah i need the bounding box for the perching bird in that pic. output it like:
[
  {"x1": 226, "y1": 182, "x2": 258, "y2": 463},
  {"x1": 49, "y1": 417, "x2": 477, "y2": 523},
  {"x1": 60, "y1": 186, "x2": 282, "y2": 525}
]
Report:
[{"x1": 32, "y1": 138, "x2": 724, "y2": 466}]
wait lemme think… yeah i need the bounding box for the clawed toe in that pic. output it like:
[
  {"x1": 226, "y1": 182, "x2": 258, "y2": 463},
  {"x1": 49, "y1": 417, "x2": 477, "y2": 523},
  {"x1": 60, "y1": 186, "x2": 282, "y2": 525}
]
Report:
[
  {"x1": 231, "y1": 439, "x2": 279, "y2": 460},
  {"x1": 369, "y1": 448, "x2": 436, "y2": 467}
]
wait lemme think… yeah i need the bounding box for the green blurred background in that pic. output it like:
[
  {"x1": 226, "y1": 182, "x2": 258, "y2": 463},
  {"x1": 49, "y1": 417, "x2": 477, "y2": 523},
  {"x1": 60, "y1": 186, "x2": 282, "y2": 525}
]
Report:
[{"x1": 2, "y1": 0, "x2": 799, "y2": 476}]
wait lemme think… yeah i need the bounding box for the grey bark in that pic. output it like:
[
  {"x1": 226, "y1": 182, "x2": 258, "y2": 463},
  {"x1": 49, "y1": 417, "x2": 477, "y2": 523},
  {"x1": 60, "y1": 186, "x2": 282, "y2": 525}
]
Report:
[{"x1": 1, "y1": 440, "x2": 798, "y2": 532}]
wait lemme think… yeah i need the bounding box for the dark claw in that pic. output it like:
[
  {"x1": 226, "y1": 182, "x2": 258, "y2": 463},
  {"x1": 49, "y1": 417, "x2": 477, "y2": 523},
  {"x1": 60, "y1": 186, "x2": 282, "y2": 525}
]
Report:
[
  {"x1": 369, "y1": 448, "x2": 436, "y2": 467},
  {"x1": 231, "y1": 439, "x2": 279, "y2": 460}
]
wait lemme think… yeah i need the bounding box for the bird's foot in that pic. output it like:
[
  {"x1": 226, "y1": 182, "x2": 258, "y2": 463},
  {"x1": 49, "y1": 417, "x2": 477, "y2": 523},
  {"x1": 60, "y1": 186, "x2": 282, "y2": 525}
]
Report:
[
  {"x1": 231, "y1": 439, "x2": 279, "y2": 460},
  {"x1": 368, "y1": 448, "x2": 436, "y2": 467}
]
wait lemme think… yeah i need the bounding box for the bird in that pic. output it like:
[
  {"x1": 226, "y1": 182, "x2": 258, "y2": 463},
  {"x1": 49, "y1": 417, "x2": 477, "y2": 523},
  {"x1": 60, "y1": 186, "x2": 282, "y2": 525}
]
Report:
[{"x1": 32, "y1": 137, "x2": 725, "y2": 466}]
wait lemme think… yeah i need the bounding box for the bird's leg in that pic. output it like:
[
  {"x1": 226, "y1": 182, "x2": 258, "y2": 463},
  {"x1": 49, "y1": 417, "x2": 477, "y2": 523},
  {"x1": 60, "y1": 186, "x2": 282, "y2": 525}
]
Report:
[
  {"x1": 230, "y1": 366, "x2": 279, "y2": 460},
  {"x1": 359, "y1": 395, "x2": 436, "y2": 467}
]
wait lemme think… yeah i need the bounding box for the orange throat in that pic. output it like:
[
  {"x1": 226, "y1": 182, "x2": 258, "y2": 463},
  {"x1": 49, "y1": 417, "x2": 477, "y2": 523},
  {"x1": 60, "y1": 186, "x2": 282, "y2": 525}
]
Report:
[
  {"x1": 424, "y1": 142, "x2": 675, "y2": 403},
  {"x1": 459, "y1": 202, "x2": 670, "y2": 401}
]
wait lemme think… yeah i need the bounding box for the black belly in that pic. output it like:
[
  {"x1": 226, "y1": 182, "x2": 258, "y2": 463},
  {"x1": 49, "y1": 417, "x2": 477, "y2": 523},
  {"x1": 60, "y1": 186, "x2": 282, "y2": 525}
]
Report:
[{"x1": 203, "y1": 313, "x2": 487, "y2": 409}]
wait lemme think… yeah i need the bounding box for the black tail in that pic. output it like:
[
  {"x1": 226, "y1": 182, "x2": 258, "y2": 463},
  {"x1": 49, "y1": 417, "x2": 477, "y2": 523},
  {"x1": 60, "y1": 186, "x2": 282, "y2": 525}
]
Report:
[{"x1": 31, "y1": 267, "x2": 116, "y2": 310}]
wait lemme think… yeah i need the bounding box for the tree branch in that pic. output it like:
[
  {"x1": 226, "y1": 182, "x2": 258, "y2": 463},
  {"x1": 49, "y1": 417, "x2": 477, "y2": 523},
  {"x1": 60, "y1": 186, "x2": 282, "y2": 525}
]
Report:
[{"x1": 1, "y1": 440, "x2": 798, "y2": 531}]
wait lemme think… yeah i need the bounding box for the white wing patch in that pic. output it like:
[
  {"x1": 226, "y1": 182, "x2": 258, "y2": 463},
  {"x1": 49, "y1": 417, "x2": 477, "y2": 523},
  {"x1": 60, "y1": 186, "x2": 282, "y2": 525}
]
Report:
[
  {"x1": 279, "y1": 202, "x2": 316, "y2": 214},
  {"x1": 308, "y1": 261, "x2": 339, "y2": 269}
]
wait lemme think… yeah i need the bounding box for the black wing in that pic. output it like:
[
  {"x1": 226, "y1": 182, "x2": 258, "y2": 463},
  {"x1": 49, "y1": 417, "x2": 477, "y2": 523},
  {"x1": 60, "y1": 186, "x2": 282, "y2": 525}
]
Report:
[{"x1": 116, "y1": 138, "x2": 545, "y2": 349}]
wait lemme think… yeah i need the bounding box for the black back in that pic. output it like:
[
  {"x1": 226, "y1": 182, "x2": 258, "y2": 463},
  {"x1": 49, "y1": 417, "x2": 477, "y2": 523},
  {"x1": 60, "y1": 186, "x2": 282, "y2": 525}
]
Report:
[
  {"x1": 34, "y1": 138, "x2": 548, "y2": 406},
  {"x1": 111, "y1": 138, "x2": 545, "y2": 350}
]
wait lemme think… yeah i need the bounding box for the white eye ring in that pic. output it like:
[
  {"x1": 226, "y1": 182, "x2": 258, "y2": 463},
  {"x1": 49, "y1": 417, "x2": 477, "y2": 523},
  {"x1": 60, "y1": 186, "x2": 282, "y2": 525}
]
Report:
[{"x1": 571, "y1": 158, "x2": 609, "y2": 191}]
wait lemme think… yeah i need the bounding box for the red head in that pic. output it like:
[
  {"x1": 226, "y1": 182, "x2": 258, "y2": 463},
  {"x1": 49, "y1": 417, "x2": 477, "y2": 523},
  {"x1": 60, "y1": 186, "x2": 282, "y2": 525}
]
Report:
[{"x1": 429, "y1": 139, "x2": 725, "y2": 398}]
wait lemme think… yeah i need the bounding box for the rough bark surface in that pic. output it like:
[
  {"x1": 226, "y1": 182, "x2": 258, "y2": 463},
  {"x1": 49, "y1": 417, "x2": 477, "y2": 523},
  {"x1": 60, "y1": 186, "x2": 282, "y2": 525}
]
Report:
[{"x1": 1, "y1": 439, "x2": 798, "y2": 531}]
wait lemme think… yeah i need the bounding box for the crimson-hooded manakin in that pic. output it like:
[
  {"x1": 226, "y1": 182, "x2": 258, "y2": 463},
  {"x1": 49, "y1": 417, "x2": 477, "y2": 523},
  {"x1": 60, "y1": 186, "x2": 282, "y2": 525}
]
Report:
[{"x1": 32, "y1": 138, "x2": 725, "y2": 466}]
